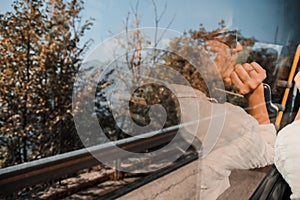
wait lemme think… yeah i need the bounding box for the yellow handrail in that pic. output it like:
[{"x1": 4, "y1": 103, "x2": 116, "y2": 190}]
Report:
[{"x1": 275, "y1": 44, "x2": 300, "y2": 129}]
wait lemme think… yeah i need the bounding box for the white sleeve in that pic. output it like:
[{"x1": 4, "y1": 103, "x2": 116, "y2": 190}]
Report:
[
  {"x1": 200, "y1": 102, "x2": 276, "y2": 200},
  {"x1": 172, "y1": 83, "x2": 277, "y2": 168},
  {"x1": 275, "y1": 120, "x2": 300, "y2": 200},
  {"x1": 171, "y1": 84, "x2": 277, "y2": 200},
  {"x1": 206, "y1": 102, "x2": 276, "y2": 168}
]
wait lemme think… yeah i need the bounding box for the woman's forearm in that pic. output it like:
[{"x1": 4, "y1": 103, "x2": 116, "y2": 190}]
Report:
[{"x1": 246, "y1": 83, "x2": 270, "y2": 124}]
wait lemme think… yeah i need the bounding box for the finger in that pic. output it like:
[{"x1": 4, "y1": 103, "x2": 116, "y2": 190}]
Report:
[
  {"x1": 250, "y1": 62, "x2": 265, "y2": 74},
  {"x1": 243, "y1": 63, "x2": 255, "y2": 72},
  {"x1": 234, "y1": 64, "x2": 250, "y2": 83},
  {"x1": 250, "y1": 62, "x2": 267, "y2": 79},
  {"x1": 243, "y1": 63, "x2": 263, "y2": 90},
  {"x1": 230, "y1": 71, "x2": 245, "y2": 93},
  {"x1": 243, "y1": 63, "x2": 258, "y2": 78}
]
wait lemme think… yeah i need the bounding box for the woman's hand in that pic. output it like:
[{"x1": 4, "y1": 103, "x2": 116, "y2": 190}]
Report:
[
  {"x1": 230, "y1": 62, "x2": 266, "y2": 95},
  {"x1": 230, "y1": 62, "x2": 270, "y2": 124}
]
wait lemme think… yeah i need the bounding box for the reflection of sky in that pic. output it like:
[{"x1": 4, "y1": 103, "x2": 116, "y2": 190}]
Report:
[
  {"x1": 253, "y1": 42, "x2": 283, "y2": 56},
  {"x1": 1, "y1": 0, "x2": 299, "y2": 55}
]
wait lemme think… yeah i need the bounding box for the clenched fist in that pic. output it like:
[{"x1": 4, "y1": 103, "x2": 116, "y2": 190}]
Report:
[{"x1": 230, "y1": 62, "x2": 266, "y2": 95}]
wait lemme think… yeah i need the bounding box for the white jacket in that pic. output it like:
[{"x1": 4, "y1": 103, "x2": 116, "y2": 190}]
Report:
[{"x1": 170, "y1": 84, "x2": 277, "y2": 200}]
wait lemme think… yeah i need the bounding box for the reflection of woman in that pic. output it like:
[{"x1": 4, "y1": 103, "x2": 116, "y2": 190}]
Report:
[
  {"x1": 172, "y1": 29, "x2": 276, "y2": 199},
  {"x1": 275, "y1": 71, "x2": 300, "y2": 200}
]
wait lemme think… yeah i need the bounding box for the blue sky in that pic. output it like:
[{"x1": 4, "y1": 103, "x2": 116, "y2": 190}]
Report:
[
  {"x1": 79, "y1": 0, "x2": 286, "y2": 48},
  {"x1": 1, "y1": 0, "x2": 298, "y2": 55}
]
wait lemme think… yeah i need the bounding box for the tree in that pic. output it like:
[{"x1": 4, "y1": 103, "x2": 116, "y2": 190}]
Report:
[
  {"x1": 0, "y1": 0, "x2": 93, "y2": 167},
  {"x1": 90, "y1": 0, "x2": 180, "y2": 142}
]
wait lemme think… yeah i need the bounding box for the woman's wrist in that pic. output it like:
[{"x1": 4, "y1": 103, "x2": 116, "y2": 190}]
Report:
[
  {"x1": 245, "y1": 83, "x2": 270, "y2": 124},
  {"x1": 245, "y1": 83, "x2": 264, "y2": 100}
]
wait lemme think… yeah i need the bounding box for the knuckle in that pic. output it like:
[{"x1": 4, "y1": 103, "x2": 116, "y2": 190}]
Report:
[
  {"x1": 263, "y1": 72, "x2": 267, "y2": 78},
  {"x1": 242, "y1": 63, "x2": 248, "y2": 68},
  {"x1": 240, "y1": 89, "x2": 248, "y2": 95},
  {"x1": 250, "y1": 83, "x2": 257, "y2": 90},
  {"x1": 238, "y1": 87, "x2": 248, "y2": 95},
  {"x1": 251, "y1": 61, "x2": 258, "y2": 67},
  {"x1": 235, "y1": 64, "x2": 242, "y2": 71}
]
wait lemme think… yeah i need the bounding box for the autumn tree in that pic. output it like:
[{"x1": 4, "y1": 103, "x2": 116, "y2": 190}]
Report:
[{"x1": 0, "y1": 0, "x2": 93, "y2": 167}]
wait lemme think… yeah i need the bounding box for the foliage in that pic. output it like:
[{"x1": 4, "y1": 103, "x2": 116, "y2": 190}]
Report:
[{"x1": 0, "y1": 0, "x2": 93, "y2": 167}]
